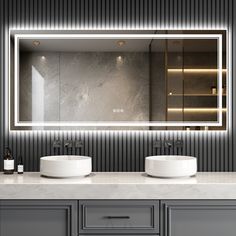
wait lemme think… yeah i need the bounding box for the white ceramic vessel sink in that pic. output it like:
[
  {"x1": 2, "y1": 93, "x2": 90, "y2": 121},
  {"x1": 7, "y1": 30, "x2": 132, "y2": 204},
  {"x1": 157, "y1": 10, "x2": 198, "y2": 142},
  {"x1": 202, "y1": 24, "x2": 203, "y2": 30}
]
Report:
[
  {"x1": 40, "y1": 155, "x2": 92, "y2": 178},
  {"x1": 145, "y1": 155, "x2": 197, "y2": 178}
]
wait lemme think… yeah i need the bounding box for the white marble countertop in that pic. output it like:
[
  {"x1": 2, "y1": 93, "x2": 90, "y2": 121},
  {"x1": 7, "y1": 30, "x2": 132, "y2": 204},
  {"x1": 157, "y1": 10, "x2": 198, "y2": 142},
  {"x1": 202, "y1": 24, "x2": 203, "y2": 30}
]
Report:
[{"x1": 0, "y1": 172, "x2": 236, "y2": 199}]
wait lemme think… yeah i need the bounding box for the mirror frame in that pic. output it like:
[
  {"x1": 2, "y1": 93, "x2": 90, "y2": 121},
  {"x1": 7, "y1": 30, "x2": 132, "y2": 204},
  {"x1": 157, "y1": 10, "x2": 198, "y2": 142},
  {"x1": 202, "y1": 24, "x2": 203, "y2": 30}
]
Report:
[{"x1": 11, "y1": 31, "x2": 225, "y2": 128}]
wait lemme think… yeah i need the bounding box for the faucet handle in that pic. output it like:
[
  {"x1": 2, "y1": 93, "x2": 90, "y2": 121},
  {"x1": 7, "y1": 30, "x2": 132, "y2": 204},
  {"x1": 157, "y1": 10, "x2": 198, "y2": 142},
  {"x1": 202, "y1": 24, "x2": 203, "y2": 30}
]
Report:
[
  {"x1": 75, "y1": 140, "x2": 83, "y2": 148},
  {"x1": 174, "y1": 140, "x2": 183, "y2": 148},
  {"x1": 53, "y1": 140, "x2": 61, "y2": 148},
  {"x1": 153, "y1": 140, "x2": 162, "y2": 148}
]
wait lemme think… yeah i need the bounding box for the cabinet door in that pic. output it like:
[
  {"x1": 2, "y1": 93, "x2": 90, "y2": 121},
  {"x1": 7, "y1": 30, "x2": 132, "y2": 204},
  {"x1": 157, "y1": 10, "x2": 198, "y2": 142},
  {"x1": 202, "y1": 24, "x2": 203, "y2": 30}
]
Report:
[
  {"x1": 0, "y1": 200, "x2": 77, "y2": 236},
  {"x1": 161, "y1": 200, "x2": 236, "y2": 236}
]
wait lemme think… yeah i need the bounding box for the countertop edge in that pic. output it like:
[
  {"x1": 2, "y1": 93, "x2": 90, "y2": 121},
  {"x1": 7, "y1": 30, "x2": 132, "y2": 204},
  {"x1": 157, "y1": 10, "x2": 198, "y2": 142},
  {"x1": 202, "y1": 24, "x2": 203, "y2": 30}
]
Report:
[{"x1": 0, "y1": 172, "x2": 236, "y2": 199}]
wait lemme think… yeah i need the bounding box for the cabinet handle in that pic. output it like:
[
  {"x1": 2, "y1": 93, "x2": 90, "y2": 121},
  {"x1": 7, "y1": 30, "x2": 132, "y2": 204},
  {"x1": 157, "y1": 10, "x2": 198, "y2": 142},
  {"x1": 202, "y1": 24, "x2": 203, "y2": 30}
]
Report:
[{"x1": 104, "y1": 216, "x2": 130, "y2": 219}]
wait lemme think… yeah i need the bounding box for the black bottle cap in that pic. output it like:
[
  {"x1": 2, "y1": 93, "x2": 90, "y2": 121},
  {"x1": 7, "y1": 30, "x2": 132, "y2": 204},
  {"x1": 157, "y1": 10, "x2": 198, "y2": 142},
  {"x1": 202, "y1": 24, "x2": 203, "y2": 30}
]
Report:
[
  {"x1": 5, "y1": 147, "x2": 12, "y2": 155},
  {"x1": 18, "y1": 156, "x2": 23, "y2": 165}
]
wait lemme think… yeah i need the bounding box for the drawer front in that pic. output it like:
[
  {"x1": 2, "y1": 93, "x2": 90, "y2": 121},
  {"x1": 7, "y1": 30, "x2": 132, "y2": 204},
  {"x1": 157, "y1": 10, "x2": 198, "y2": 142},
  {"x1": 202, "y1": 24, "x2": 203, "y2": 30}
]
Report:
[{"x1": 79, "y1": 200, "x2": 159, "y2": 234}]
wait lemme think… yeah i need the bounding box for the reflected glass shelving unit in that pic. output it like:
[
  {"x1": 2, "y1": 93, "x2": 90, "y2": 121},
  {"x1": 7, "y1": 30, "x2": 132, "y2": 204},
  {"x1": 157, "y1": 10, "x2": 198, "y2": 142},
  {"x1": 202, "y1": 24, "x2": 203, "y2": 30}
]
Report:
[{"x1": 165, "y1": 33, "x2": 227, "y2": 130}]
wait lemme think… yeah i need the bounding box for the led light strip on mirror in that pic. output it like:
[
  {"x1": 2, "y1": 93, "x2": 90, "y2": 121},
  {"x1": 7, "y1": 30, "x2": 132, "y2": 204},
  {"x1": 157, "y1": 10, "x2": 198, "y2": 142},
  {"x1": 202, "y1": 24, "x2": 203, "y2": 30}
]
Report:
[{"x1": 11, "y1": 32, "x2": 224, "y2": 128}]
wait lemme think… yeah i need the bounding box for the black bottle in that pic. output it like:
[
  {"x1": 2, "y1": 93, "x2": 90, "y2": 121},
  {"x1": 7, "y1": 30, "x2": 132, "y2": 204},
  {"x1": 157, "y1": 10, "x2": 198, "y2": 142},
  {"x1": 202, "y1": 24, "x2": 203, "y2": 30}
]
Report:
[
  {"x1": 17, "y1": 156, "x2": 24, "y2": 174},
  {"x1": 3, "y1": 147, "x2": 14, "y2": 174}
]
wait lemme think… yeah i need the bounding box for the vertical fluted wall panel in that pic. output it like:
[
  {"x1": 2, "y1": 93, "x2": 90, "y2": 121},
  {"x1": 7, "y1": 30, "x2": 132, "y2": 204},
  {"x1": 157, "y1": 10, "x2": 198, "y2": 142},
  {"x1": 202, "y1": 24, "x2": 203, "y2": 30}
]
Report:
[
  {"x1": 0, "y1": 0, "x2": 4, "y2": 171},
  {"x1": 0, "y1": 0, "x2": 234, "y2": 172}
]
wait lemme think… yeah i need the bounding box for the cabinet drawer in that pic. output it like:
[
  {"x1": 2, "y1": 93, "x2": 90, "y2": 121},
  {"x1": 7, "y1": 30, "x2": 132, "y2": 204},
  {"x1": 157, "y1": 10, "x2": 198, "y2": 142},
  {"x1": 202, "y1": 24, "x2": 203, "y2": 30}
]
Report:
[{"x1": 79, "y1": 200, "x2": 159, "y2": 234}]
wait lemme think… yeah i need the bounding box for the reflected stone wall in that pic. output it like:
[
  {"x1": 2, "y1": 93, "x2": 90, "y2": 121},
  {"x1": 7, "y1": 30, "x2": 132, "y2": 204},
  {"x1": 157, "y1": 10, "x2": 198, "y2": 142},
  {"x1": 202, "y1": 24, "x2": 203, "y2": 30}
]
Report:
[{"x1": 19, "y1": 52, "x2": 149, "y2": 123}]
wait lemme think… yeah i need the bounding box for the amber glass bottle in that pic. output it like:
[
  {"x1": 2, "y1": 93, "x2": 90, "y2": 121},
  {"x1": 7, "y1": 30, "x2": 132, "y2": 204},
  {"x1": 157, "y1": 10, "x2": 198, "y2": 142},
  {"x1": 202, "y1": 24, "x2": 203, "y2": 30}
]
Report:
[{"x1": 3, "y1": 147, "x2": 14, "y2": 174}]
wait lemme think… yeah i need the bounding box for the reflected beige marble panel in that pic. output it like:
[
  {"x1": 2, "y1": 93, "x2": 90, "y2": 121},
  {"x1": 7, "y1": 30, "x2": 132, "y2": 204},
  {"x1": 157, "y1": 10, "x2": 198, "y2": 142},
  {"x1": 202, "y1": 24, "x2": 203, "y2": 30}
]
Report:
[{"x1": 59, "y1": 52, "x2": 149, "y2": 122}]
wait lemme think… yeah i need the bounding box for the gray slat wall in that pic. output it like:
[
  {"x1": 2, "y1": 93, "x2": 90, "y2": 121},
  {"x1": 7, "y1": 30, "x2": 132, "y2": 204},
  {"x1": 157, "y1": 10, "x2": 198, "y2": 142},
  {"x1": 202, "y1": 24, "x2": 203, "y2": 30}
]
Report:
[{"x1": 0, "y1": 0, "x2": 235, "y2": 172}]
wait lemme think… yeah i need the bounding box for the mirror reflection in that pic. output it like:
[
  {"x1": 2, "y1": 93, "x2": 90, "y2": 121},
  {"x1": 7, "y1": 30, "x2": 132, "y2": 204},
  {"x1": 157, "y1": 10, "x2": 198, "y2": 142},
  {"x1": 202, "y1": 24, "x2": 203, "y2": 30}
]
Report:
[{"x1": 11, "y1": 30, "x2": 227, "y2": 130}]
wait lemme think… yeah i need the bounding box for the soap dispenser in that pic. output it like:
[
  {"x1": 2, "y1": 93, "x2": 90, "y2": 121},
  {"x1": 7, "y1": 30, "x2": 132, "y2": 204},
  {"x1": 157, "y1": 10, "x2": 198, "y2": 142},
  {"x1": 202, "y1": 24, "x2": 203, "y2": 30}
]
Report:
[{"x1": 3, "y1": 147, "x2": 14, "y2": 174}]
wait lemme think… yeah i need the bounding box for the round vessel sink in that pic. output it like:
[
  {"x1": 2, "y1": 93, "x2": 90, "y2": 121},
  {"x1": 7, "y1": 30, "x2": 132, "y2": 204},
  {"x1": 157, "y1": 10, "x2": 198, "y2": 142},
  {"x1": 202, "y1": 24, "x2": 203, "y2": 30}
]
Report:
[
  {"x1": 40, "y1": 155, "x2": 92, "y2": 178},
  {"x1": 145, "y1": 155, "x2": 197, "y2": 178}
]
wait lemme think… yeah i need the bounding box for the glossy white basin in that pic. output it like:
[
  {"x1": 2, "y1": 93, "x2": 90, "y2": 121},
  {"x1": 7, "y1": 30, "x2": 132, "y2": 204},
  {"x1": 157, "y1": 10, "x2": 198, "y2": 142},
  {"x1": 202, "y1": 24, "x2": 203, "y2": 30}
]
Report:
[
  {"x1": 40, "y1": 155, "x2": 92, "y2": 178},
  {"x1": 145, "y1": 155, "x2": 197, "y2": 178}
]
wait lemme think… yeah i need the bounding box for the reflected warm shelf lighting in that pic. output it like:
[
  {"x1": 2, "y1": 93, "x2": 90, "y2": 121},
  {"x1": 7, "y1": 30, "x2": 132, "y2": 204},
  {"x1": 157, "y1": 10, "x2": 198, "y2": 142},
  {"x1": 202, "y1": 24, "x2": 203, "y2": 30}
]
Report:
[
  {"x1": 168, "y1": 108, "x2": 227, "y2": 113},
  {"x1": 168, "y1": 68, "x2": 227, "y2": 73}
]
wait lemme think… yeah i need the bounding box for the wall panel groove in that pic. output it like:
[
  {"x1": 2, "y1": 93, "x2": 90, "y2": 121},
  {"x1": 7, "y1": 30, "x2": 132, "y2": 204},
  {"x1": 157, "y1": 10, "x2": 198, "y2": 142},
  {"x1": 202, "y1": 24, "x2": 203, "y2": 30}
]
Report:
[{"x1": 0, "y1": 0, "x2": 234, "y2": 172}]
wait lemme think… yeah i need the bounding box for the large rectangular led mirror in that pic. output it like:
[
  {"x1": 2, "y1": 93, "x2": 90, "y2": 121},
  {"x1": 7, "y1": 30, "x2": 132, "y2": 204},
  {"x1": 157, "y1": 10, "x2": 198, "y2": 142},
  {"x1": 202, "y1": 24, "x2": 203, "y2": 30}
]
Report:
[{"x1": 10, "y1": 30, "x2": 227, "y2": 130}]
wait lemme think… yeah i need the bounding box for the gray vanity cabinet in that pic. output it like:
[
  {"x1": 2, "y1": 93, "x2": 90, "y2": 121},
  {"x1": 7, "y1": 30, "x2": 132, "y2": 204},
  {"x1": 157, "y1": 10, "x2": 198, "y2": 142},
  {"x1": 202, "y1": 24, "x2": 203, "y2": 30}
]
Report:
[
  {"x1": 161, "y1": 200, "x2": 236, "y2": 236},
  {"x1": 0, "y1": 200, "x2": 77, "y2": 236},
  {"x1": 2, "y1": 199, "x2": 236, "y2": 236}
]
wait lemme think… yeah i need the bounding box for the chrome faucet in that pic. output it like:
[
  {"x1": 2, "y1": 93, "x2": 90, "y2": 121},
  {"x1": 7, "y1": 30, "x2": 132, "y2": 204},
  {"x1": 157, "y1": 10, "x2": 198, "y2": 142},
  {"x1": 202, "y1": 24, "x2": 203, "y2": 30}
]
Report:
[
  {"x1": 164, "y1": 140, "x2": 173, "y2": 155},
  {"x1": 153, "y1": 140, "x2": 183, "y2": 155}
]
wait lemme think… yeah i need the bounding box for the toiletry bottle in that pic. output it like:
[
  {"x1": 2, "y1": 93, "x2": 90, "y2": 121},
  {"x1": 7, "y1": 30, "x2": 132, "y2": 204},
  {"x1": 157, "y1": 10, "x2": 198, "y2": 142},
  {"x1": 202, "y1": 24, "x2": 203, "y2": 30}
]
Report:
[
  {"x1": 211, "y1": 85, "x2": 217, "y2": 95},
  {"x1": 3, "y1": 147, "x2": 14, "y2": 174},
  {"x1": 17, "y1": 156, "x2": 24, "y2": 174}
]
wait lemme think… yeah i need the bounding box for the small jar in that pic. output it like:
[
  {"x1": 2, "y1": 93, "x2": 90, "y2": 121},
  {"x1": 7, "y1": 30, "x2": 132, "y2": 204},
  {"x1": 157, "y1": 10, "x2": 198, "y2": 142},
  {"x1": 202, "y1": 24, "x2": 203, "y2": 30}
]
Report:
[{"x1": 211, "y1": 86, "x2": 217, "y2": 95}]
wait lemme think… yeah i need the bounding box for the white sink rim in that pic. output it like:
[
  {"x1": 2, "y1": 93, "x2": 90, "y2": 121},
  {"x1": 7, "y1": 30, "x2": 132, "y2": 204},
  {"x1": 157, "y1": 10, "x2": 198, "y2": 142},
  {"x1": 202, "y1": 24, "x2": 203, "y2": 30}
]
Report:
[
  {"x1": 40, "y1": 155, "x2": 92, "y2": 178},
  {"x1": 146, "y1": 155, "x2": 196, "y2": 162},
  {"x1": 41, "y1": 155, "x2": 91, "y2": 161},
  {"x1": 145, "y1": 155, "x2": 197, "y2": 178}
]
